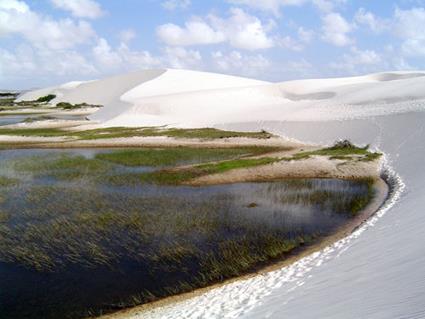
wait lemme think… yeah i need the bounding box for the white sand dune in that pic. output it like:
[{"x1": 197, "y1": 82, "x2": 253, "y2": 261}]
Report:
[
  {"x1": 18, "y1": 69, "x2": 425, "y2": 318},
  {"x1": 18, "y1": 69, "x2": 425, "y2": 127}
]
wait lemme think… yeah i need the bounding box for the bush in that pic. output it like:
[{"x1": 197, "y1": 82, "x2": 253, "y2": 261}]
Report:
[
  {"x1": 330, "y1": 139, "x2": 368, "y2": 150},
  {"x1": 56, "y1": 102, "x2": 78, "y2": 109},
  {"x1": 36, "y1": 94, "x2": 56, "y2": 103}
]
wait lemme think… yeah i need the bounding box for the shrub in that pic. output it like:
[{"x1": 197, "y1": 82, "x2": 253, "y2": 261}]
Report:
[
  {"x1": 36, "y1": 94, "x2": 56, "y2": 103},
  {"x1": 56, "y1": 102, "x2": 78, "y2": 109},
  {"x1": 330, "y1": 139, "x2": 368, "y2": 150}
]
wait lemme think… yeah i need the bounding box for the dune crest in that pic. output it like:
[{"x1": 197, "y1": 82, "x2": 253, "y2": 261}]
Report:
[{"x1": 17, "y1": 69, "x2": 425, "y2": 127}]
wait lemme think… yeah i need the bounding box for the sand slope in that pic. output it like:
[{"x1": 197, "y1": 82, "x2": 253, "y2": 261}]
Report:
[{"x1": 18, "y1": 69, "x2": 425, "y2": 127}]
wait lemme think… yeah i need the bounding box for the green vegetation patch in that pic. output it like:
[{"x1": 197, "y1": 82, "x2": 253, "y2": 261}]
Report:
[
  {"x1": 138, "y1": 157, "x2": 280, "y2": 185},
  {"x1": 14, "y1": 154, "x2": 112, "y2": 180},
  {"x1": 72, "y1": 127, "x2": 274, "y2": 140},
  {"x1": 0, "y1": 127, "x2": 67, "y2": 137},
  {"x1": 56, "y1": 102, "x2": 102, "y2": 109},
  {"x1": 0, "y1": 126, "x2": 275, "y2": 141},
  {"x1": 36, "y1": 94, "x2": 56, "y2": 103},
  {"x1": 0, "y1": 176, "x2": 19, "y2": 187},
  {"x1": 96, "y1": 146, "x2": 278, "y2": 167},
  {"x1": 283, "y1": 140, "x2": 382, "y2": 162}
]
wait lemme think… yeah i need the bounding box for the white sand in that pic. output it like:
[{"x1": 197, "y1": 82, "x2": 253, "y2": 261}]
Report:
[{"x1": 17, "y1": 69, "x2": 425, "y2": 128}]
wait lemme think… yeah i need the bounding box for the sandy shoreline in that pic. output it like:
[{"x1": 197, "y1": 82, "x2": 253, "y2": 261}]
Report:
[{"x1": 98, "y1": 177, "x2": 388, "y2": 319}]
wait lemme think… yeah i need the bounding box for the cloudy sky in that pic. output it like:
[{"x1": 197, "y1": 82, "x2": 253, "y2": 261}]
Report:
[{"x1": 1, "y1": 0, "x2": 424, "y2": 89}]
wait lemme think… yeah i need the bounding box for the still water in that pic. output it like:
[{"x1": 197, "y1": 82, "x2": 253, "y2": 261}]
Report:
[{"x1": 0, "y1": 149, "x2": 371, "y2": 319}]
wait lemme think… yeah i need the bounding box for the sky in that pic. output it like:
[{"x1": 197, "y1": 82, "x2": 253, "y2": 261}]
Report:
[{"x1": 0, "y1": 0, "x2": 425, "y2": 89}]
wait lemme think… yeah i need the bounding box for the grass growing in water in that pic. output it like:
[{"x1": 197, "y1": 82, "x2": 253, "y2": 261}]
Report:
[
  {"x1": 95, "y1": 146, "x2": 278, "y2": 167},
  {"x1": 0, "y1": 176, "x2": 19, "y2": 187},
  {"x1": 0, "y1": 126, "x2": 274, "y2": 140},
  {"x1": 137, "y1": 157, "x2": 280, "y2": 185},
  {"x1": 0, "y1": 148, "x2": 376, "y2": 318}
]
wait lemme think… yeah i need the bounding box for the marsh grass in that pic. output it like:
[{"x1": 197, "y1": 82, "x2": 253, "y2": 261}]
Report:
[
  {"x1": 95, "y1": 146, "x2": 279, "y2": 167},
  {"x1": 0, "y1": 127, "x2": 68, "y2": 137},
  {"x1": 137, "y1": 157, "x2": 281, "y2": 185},
  {"x1": 0, "y1": 176, "x2": 19, "y2": 187},
  {"x1": 13, "y1": 153, "x2": 112, "y2": 180},
  {"x1": 282, "y1": 140, "x2": 382, "y2": 162},
  {"x1": 0, "y1": 126, "x2": 274, "y2": 140},
  {"x1": 0, "y1": 148, "x2": 376, "y2": 318}
]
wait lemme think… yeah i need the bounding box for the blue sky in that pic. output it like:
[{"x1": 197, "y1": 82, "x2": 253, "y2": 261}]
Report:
[{"x1": 1, "y1": 0, "x2": 425, "y2": 89}]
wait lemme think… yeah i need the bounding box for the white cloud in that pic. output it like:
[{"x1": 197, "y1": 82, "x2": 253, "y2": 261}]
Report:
[
  {"x1": 119, "y1": 29, "x2": 136, "y2": 43},
  {"x1": 211, "y1": 50, "x2": 270, "y2": 76},
  {"x1": 210, "y1": 8, "x2": 275, "y2": 50},
  {"x1": 354, "y1": 8, "x2": 388, "y2": 33},
  {"x1": 92, "y1": 38, "x2": 201, "y2": 71},
  {"x1": 157, "y1": 8, "x2": 275, "y2": 50},
  {"x1": 330, "y1": 47, "x2": 381, "y2": 72},
  {"x1": 0, "y1": 0, "x2": 28, "y2": 12},
  {"x1": 50, "y1": 0, "x2": 104, "y2": 19},
  {"x1": 278, "y1": 27, "x2": 314, "y2": 51},
  {"x1": 157, "y1": 19, "x2": 225, "y2": 46},
  {"x1": 92, "y1": 38, "x2": 163, "y2": 72},
  {"x1": 92, "y1": 38, "x2": 122, "y2": 67},
  {"x1": 227, "y1": 0, "x2": 306, "y2": 16},
  {"x1": 321, "y1": 12, "x2": 352, "y2": 46},
  {"x1": 0, "y1": 0, "x2": 96, "y2": 49},
  {"x1": 162, "y1": 46, "x2": 202, "y2": 69},
  {"x1": 0, "y1": 44, "x2": 96, "y2": 83},
  {"x1": 161, "y1": 0, "x2": 191, "y2": 10},
  {"x1": 312, "y1": 0, "x2": 347, "y2": 13},
  {"x1": 394, "y1": 7, "x2": 425, "y2": 57},
  {"x1": 298, "y1": 27, "x2": 314, "y2": 43}
]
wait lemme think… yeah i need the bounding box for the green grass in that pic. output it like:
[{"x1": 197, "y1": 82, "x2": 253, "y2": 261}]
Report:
[
  {"x1": 73, "y1": 127, "x2": 274, "y2": 140},
  {"x1": 282, "y1": 140, "x2": 382, "y2": 162},
  {"x1": 0, "y1": 176, "x2": 19, "y2": 187},
  {"x1": 0, "y1": 128, "x2": 67, "y2": 137},
  {"x1": 36, "y1": 94, "x2": 56, "y2": 103},
  {"x1": 0, "y1": 126, "x2": 274, "y2": 141},
  {"x1": 161, "y1": 128, "x2": 273, "y2": 139},
  {"x1": 95, "y1": 146, "x2": 277, "y2": 167},
  {"x1": 138, "y1": 157, "x2": 280, "y2": 185},
  {"x1": 13, "y1": 154, "x2": 112, "y2": 180}
]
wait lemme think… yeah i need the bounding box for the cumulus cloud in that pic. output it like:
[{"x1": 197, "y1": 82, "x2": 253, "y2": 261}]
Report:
[
  {"x1": 156, "y1": 19, "x2": 225, "y2": 46},
  {"x1": 211, "y1": 50, "x2": 270, "y2": 76},
  {"x1": 354, "y1": 8, "x2": 388, "y2": 33},
  {"x1": 50, "y1": 0, "x2": 104, "y2": 19},
  {"x1": 330, "y1": 47, "x2": 381, "y2": 73},
  {"x1": 277, "y1": 27, "x2": 314, "y2": 51},
  {"x1": 161, "y1": 0, "x2": 191, "y2": 10},
  {"x1": 0, "y1": 44, "x2": 96, "y2": 86},
  {"x1": 162, "y1": 46, "x2": 202, "y2": 69},
  {"x1": 393, "y1": 7, "x2": 425, "y2": 57},
  {"x1": 227, "y1": 0, "x2": 306, "y2": 16},
  {"x1": 312, "y1": 0, "x2": 347, "y2": 13},
  {"x1": 157, "y1": 8, "x2": 275, "y2": 50},
  {"x1": 92, "y1": 38, "x2": 202, "y2": 72},
  {"x1": 119, "y1": 29, "x2": 137, "y2": 43},
  {"x1": 0, "y1": 0, "x2": 96, "y2": 49},
  {"x1": 321, "y1": 12, "x2": 352, "y2": 46}
]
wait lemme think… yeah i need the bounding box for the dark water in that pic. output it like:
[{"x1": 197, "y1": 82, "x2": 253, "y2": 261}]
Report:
[{"x1": 0, "y1": 149, "x2": 371, "y2": 319}]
